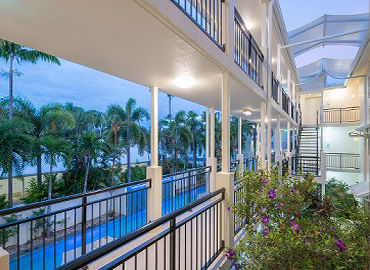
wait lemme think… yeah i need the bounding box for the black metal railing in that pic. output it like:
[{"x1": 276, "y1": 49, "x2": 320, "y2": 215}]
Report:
[
  {"x1": 234, "y1": 183, "x2": 246, "y2": 235},
  {"x1": 0, "y1": 179, "x2": 151, "y2": 270},
  {"x1": 162, "y1": 166, "x2": 210, "y2": 215},
  {"x1": 291, "y1": 104, "x2": 295, "y2": 120},
  {"x1": 271, "y1": 73, "x2": 280, "y2": 104},
  {"x1": 282, "y1": 157, "x2": 289, "y2": 176},
  {"x1": 292, "y1": 156, "x2": 320, "y2": 176},
  {"x1": 59, "y1": 189, "x2": 226, "y2": 270},
  {"x1": 234, "y1": 9, "x2": 264, "y2": 88},
  {"x1": 243, "y1": 156, "x2": 257, "y2": 172},
  {"x1": 171, "y1": 0, "x2": 224, "y2": 50},
  {"x1": 326, "y1": 153, "x2": 360, "y2": 170},
  {"x1": 323, "y1": 106, "x2": 360, "y2": 124},
  {"x1": 282, "y1": 89, "x2": 290, "y2": 115}
]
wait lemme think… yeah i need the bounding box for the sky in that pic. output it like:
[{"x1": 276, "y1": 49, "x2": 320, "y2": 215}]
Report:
[{"x1": 0, "y1": 0, "x2": 368, "y2": 172}]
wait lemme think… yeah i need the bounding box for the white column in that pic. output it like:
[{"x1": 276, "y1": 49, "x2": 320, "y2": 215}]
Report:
[
  {"x1": 237, "y1": 116, "x2": 244, "y2": 177},
  {"x1": 287, "y1": 120, "x2": 291, "y2": 153},
  {"x1": 206, "y1": 108, "x2": 210, "y2": 159},
  {"x1": 292, "y1": 128, "x2": 296, "y2": 156},
  {"x1": 224, "y1": 0, "x2": 235, "y2": 55},
  {"x1": 0, "y1": 248, "x2": 8, "y2": 270},
  {"x1": 208, "y1": 107, "x2": 217, "y2": 192},
  {"x1": 260, "y1": 102, "x2": 267, "y2": 169},
  {"x1": 267, "y1": 103, "x2": 272, "y2": 170},
  {"x1": 276, "y1": 115, "x2": 282, "y2": 165},
  {"x1": 320, "y1": 150, "x2": 327, "y2": 199},
  {"x1": 360, "y1": 77, "x2": 369, "y2": 182},
  {"x1": 216, "y1": 73, "x2": 234, "y2": 248},
  {"x1": 147, "y1": 86, "x2": 162, "y2": 222},
  {"x1": 221, "y1": 73, "x2": 230, "y2": 173},
  {"x1": 277, "y1": 44, "x2": 281, "y2": 80}
]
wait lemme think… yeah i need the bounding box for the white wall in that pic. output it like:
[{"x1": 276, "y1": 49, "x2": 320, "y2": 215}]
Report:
[
  {"x1": 327, "y1": 171, "x2": 360, "y2": 186},
  {"x1": 323, "y1": 87, "x2": 360, "y2": 108},
  {"x1": 323, "y1": 126, "x2": 360, "y2": 154},
  {"x1": 301, "y1": 95, "x2": 321, "y2": 125}
]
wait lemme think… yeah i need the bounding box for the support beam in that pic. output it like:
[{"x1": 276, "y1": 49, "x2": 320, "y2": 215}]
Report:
[
  {"x1": 237, "y1": 116, "x2": 244, "y2": 178},
  {"x1": 147, "y1": 86, "x2": 162, "y2": 222},
  {"x1": 277, "y1": 43, "x2": 281, "y2": 80},
  {"x1": 206, "y1": 107, "x2": 210, "y2": 160},
  {"x1": 221, "y1": 73, "x2": 230, "y2": 173},
  {"x1": 208, "y1": 107, "x2": 217, "y2": 192},
  {"x1": 276, "y1": 115, "x2": 282, "y2": 173},
  {"x1": 281, "y1": 28, "x2": 369, "y2": 49},
  {"x1": 260, "y1": 102, "x2": 267, "y2": 169},
  {"x1": 216, "y1": 73, "x2": 233, "y2": 249}
]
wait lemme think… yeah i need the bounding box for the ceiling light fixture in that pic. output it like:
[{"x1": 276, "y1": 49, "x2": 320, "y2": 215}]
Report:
[
  {"x1": 243, "y1": 109, "x2": 252, "y2": 116},
  {"x1": 174, "y1": 76, "x2": 195, "y2": 89}
]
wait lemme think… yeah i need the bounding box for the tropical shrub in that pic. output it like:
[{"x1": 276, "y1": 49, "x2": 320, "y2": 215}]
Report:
[{"x1": 228, "y1": 169, "x2": 369, "y2": 269}]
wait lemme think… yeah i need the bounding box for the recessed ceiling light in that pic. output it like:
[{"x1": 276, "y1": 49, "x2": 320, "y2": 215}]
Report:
[
  {"x1": 243, "y1": 109, "x2": 252, "y2": 116},
  {"x1": 351, "y1": 94, "x2": 356, "y2": 98},
  {"x1": 174, "y1": 77, "x2": 195, "y2": 89}
]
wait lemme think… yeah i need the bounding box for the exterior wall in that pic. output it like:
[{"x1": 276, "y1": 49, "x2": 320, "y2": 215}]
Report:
[
  {"x1": 301, "y1": 95, "x2": 321, "y2": 125},
  {"x1": 327, "y1": 171, "x2": 360, "y2": 186},
  {"x1": 323, "y1": 126, "x2": 360, "y2": 154}
]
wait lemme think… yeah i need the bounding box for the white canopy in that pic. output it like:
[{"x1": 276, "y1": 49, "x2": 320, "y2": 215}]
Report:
[
  {"x1": 298, "y1": 58, "x2": 353, "y2": 91},
  {"x1": 350, "y1": 181, "x2": 370, "y2": 198},
  {"x1": 288, "y1": 14, "x2": 369, "y2": 56}
]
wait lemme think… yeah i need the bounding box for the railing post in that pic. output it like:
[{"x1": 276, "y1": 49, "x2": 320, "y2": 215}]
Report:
[
  {"x1": 188, "y1": 171, "x2": 191, "y2": 204},
  {"x1": 81, "y1": 196, "x2": 87, "y2": 256},
  {"x1": 169, "y1": 218, "x2": 176, "y2": 270}
]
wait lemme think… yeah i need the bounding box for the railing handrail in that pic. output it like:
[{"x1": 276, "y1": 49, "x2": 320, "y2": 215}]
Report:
[
  {"x1": 57, "y1": 188, "x2": 226, "y2": 270},
  {"x1": 326, "y1": 152, "x2": 360, "y2": 156},
  {"x1": 163, "y1": 165, "x2": 211, "y2": 178},
  {"x1": 0, "y1": 178, "x2": 152, "y2": 216},
  {"x1": 323, "y1": 106, "x2": 360, "y2": 111},
  {"x1": 234, "y1": 9, "x2": 264, "y2": 59}
]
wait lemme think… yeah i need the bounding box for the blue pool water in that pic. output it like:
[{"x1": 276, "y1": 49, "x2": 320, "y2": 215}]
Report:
[{"x1": 10, "y1": 182, "x2": 206, "y2": 270}]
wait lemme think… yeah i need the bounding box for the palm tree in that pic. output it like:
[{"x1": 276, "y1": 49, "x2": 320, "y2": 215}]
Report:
[
  {"x1": 0, "y1": 119, "x2": 32, "y2": 207},
  {"x1": 79, "y1": 132, "x2": 108, "y2": 192},
  {"x1": 0, "y1": 39, "x2": 60, "y2": 119},
  {"x1": 159, "y1": 111, "x2": 192, "y2": 172},
  {"x1": 12, "y1": 98, "x2": 75, "y2": 185},
  {"x1": 39, "y1": 135, "x2": 70, "y2": 200},
  {"x1": 106, "y1": 98, "x2": 149, "y2": 182},
  {"x1": 187, "y1": 111, "x2": 205, "y2": 168}
]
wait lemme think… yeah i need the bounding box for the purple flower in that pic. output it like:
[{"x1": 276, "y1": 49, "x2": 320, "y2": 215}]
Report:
[
  {"x1": 262, "y1": 216, "x2": 269, "y2": 224},
  {"x1": 291, "y1": 221, "x2": 302, "y2": 232},
  {"x1": 226, "y1": 248, "x2": 236, "y2": 261},
  {"x1": 304, "y1": 238, "x2": 309, "y2": 244},
  {"x1": 335, "y1": 239, "x2": 347, "y2": 252},
  {"x1": 289, "y1": 214, "x2": 294, "y2": 219},
  {"x1": 263, "y1": 228, "x2": 270, "y2": 236},
  {"x1": 234, "y1": 264, "x2": 241, "y2": 270},
  {"x1": 293, "y1": 189, "x2": 299, "y2": 195},
  {"x1": 277, "y1": 204, "x2": 282, "y2": 211},
  {"x1": 227, "y1": 206, "x2": 231, "y2": 212},
  {"x1": 268, "y1": 189, "x2": 276, "y2": 200},
  {"x1": 260, "y1": 177, "x2": 268, "y2": 184},
  {"x1": 327, "y1": 228, "x2": 336, "y2": 232},
  {"x1": 319, "y1": 257, "x2": 325, "y2": 262}
]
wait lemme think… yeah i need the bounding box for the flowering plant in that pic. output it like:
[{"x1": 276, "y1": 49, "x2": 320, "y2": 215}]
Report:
[{"x1": 228, "y1": 169, "x2": 369, "y2": 269}]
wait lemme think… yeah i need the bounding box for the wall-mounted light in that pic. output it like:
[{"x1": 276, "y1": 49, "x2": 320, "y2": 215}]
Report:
[
  {"x1": 243, "y1": 109, "x2": 252, "y2": 116},
  {"x1": 174, "y1": 76, "x2": 195, "y2": 89},
  {"x1": 265, "y1": 116, "x2": 268, "y2": 123}
]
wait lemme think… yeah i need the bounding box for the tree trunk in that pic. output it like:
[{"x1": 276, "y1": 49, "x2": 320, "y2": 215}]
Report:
[
  {"x1": 48, "y1": 162, "x2": 53, "y2": 201},
  {"x1": 127, "y1": 127, "x2": 131, "y2": 182},
  {"x1": 37, "y1": 154, "x2": 42, "y2": 185},
  {"x1": 8, "y1": 55, "x2": 14, "y2": 120},
  {"x1": 127, "y1": 146, "x2": 131, "y2": 182},
  {"x1": 83, "y1": 152, "x2": 90, "y2": 193},
  {"x1": 8, "y1": 167, "x2": 13, "y2": 208},
  {"x1": 192, "y1": 142, "x2": 197, "y2": 168}
]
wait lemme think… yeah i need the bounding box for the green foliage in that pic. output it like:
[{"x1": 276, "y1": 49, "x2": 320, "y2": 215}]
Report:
[
  {"x1": 21, "y1": 178, "x2": 48, "y2": 204},
  {"x1": 0, "y1": 194, "x2": 9, "y2": 210},
  {"x1": 121, "y1": 165, "x2": 146, "y2": 183},
  {"x1": 325, "y1": 178, "x2": 358, "y2": 216},
  {"x1": 230, "y1": 169, "x2": 369, "y2": 269}
]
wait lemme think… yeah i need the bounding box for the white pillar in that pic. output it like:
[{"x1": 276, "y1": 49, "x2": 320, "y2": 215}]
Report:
[
  {"x1": 221, "y1": 73, "x2": 230, "y2": 173},
  {"x1": 276, "y1": 115, "x2": 282, "y2": 171},
  {"x1": 320, "y1": 150, "x2": 327, "y2": 199},
  {"x1": 292, "y1": 128, "x2": 296, "y2": 156},
  {"x1": 287, "y1": 120, "x2": 291, "y2": 153},
  {"x1": 205, "y1": 107, "x2": 210, "y2": 192},
  {"x1": 216, "y1": 73, "x2": 234, "y2": 248},
  {"x1": 208, "y1": 107, "x2": 217, "y2": 192},
  {"x1": 147, "y1": 86, "x2": 162, "y2": 222},
  {"x1": 277, "y1": 44, "x2": 281, "y2": 80},
  {"x1": 237, "y1": 116, "x2": 244, "y2": 178},
  {"x1": 260, "y1": 102, "x2": 267, "y2": 169},
  {"x1": 0, "y1": 248, "x2": 8, "y2": 270},
  {"x1": 267, "y1": 103, "x2": 272, "y2": 170}
]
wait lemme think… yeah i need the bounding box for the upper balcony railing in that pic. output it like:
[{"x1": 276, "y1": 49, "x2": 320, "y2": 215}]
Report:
[
  {"x1": 271, "y1": 73, "x2": 279, "y2": 103},
  {"x1": 171, "y1": 0, "x2": 224, "y2": 50},
  {"x1": 326, "y1": 153, "x2": 360, "y2": 170},
  {"x1": 282, "y1": 88, "x2": 290, "y2": 115},
  {"x1": 234, "y1": 9, "x2": 264, "y2": 89},
  {"x1": 323, "y1": 106, "x2": 360, "y2": 124}
]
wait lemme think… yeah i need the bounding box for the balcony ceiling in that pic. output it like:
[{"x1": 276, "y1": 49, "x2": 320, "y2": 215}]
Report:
[{"x1": 0, "y1": 0, "x2": 265, "y2": 120}]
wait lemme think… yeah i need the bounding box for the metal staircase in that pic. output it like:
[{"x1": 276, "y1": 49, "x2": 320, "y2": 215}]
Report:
[{"x1": 293, "y1": 126, "x2": 320, "y2": 175}]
